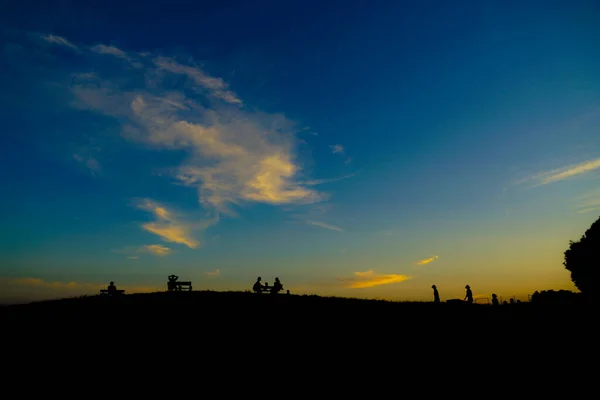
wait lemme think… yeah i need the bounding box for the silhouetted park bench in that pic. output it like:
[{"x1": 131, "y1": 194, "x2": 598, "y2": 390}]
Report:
[
  {"x1": 100, "y1": 289, "x2": 125, "y2": 296},
  {"x1": 167, "y1": 275, "x2": 193, "y2": 292}
]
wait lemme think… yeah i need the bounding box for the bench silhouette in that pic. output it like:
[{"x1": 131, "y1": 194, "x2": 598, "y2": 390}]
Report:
[
  {"x1": 100, "y1": 289, "x2": 125, "y2": 295},
  {"x1": 167, "y1": 281, "x2": 193, "y2": 291}
]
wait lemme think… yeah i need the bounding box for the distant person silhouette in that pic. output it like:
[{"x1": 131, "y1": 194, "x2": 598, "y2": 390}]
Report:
[
  {"x1": 432, "y1": 285, "x2": 440, "y2": 303},
  {"x1": 168, "y1": 275, "x2": 179, "y2": 291},
  {"x1": 107, "y1": 281, "x2": 117, "y2": 294},
  {"x1": 271, "y1": 277, "x2": 283, "y2": 294},
  {"x1": 286, "y1": 290, "x2": 290, "y2": 295},
  {"x1": 253, "y1": 277, "x2": 263, "y2": 293},
  {"x1": 464, "y1": 285, "x2": 473, "y2": 303},
  {"x1": 492, "y1": 294, "x2": 499, "y2": 306}
]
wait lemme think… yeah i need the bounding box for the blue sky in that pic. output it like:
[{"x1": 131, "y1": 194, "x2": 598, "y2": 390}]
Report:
[{"x1": 1, "y1": 0, "x2": 599, "y2": 303}]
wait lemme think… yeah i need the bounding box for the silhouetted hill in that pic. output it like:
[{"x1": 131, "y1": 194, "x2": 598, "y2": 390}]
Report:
[
  {"x1": 3, "y1": 290, "x2": 596, "y2": 363},
  {"x1": 1, "y1": 290, "x2": 592, "y2": 326}
]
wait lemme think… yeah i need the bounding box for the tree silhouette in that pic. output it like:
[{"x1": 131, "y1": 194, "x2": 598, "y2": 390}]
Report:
[{"x1": 563, "y1": 215, "x2": 600, "y2": 302}]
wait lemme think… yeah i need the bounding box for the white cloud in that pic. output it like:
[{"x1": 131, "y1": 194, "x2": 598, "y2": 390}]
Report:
[
  {"x1": 306, "y1": 220, "x2": 344, "y2": 232},
  {"x1": 91, "y1": 44, "x2": 128, "y2": 58},
  {"x1": 69, "y1": 47, "x2": 327, "y2": 218},
  {"x1": 153, "y1": 56, "x2": 242, "y2": 105},
  {"x1": 524, "y1": 157, "x2": 600, "y2": 186},
  {"x1": 330, "y1": 144, "x2": 344, "y2": 154},
  {"x1": 43, "y1": 34, "x2": 78, "y2": 50},
  {"x1": 205, "y1": 269, "x2": 220, "y2": 277}
]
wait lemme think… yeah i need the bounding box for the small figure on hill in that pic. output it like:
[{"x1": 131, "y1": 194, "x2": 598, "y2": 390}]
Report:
[
  {"x1": 271, "y1": 277, "x2": 284, "y2": 294},
  {"x1": 432, "y1": 285, "x2": 440, "y2": 303},
  {"x1": 286, "y1": 290, "x2": 290, "y2": 295},
  {"x1": 107, "y1": 281, "x2": 117, "y2": 294},
  {"x1": 492, "y1": 294, "x2": 499, "y2": 306},
  {"x1": 253, "y1": 277, "x2": 264, "y2": 293},
  {"x1": 464, "y1": 285, "x2": 473, "y2": 304},
  {"x1": 167, "y1": 274, "x2": 179, "y2": 291}
]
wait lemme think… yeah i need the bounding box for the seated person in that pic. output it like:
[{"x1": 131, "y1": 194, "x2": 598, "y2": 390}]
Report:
[
  {"x1": 107, "y1": 281, "x2": 117, "y2": 294},
  {"x1": 270, "y1": 277, "x2": 283, "y2": 294},
  {"x1": 252, "y1": 277, "x2": 264, "y2": 293}
]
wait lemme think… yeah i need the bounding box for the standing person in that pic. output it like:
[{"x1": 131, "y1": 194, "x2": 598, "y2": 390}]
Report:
[
  {"x1": 464, "y1": 285, "x2": 473, "y2": 303},
  {"x1": 432, "y1": 285, "x2": 440, "y2": 303},
  {"x1": 492, "y1": 294, "x2": 499, "y2": 306}
]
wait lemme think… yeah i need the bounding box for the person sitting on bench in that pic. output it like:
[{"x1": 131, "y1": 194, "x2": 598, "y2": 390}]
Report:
[
  {"x1": 253, "y1": 277, "x2": 264, "y2": 293},
  {"x1": 107, "y1": 281, "x2": 117, "y2": 294},
  {"x1": 271, "y1": 277, "x2": 283, "y2": 294}
]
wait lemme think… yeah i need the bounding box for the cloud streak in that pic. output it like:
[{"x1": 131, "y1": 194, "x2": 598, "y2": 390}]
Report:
[
  {"x1": 205, "y1": 269, "x2": 220, "y2": 277},
  {"x1": 306, "y1": 220, "x2": 344, "y2": 232},
  {"x1": 416, "y1": 255, "x2": 439, "y2": 265},
  {"x1": 575, "y1": 189, "x2": 600, "y2": 214},
  {"x1": 340, "y1": 270, "x2": 412, "y2": 289},
  {"x1": 526, "y1": 157, "x2": 600, "y2": 186},
  {"x1": 135, "y1": 198, "x2": 206, "y2": 248},
  {"x1": 141, "y1": 244, "x2": 172, "y2": 256},
  {"x1": 43, "y1": 34, "x2": 78, "y2": 50}
]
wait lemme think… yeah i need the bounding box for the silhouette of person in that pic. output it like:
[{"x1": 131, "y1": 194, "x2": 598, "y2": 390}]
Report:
[
  {"x1": 271, "y1": 277, "x2": 283, "y2": 294},
  {"x1": 432, "y1": 285, "x2": 440, "y2": 303},
  {"x1": 286, "y1": 290, "x2": 290, "y2": 295},
  {"x1": 107, "y1": 281, "x2": 117, "y2": 294},
  {"x1": 464, "y1": 285, "x2": 473, "y2": 303},
  {"x1": 492, "y1": 293, "x2": 499, "y2": 306},
  {"x1": 168, "y1": 275, "x2": 179, "y2": 291},
  {"x1": 253, "y1": 277, "x2": 263, "y2": 293}
]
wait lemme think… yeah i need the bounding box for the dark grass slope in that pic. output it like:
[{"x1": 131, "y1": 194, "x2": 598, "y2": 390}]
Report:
[
  {"x1": 1, "y1": 290, "x2": 593, "y2": 326},
  {"x1": 2, "y1": 290, "x2": 596, "y2": 364}
]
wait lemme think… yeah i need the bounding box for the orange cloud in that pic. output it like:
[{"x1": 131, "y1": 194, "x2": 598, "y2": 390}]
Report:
[
  {"x1": 341, "y1": 270, "x2": 412, "y2": 289},
  {"x1": 417, "y1": 255, "x2": 439, "y2": 265}
]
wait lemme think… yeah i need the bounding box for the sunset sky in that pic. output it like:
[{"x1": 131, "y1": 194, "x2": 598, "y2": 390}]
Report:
[{"x1": 1, "y1": 0, "x2": 599, "y2": 304}]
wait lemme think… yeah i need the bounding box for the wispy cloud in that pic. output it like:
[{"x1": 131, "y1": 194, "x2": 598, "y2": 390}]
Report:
[
  {"x1": 302, "y1": 173, "x2": 356, "y2": 186},
  {"x1": 524, "y1": 157, "x2": 600, "y2": 186},
  {"x1": 340, "y1": 270, "x2": 412, "y2": 289},
  {"x1": 43, "y1": 34, "x2": 78, "y2": 50},
  {"x1": 329, "y1": 144, "x2": 352, "y2": 164},
  {"x1": 330, "y1": 144, "x2": 344, "y2": 154},
  {"x1": 90, "y1": 44, "x2": 128, "y2": 58},
  {"x1": 135, "y1": 198, "x2": 208, "y2": 249},
  {"x1": 62, "y1": 39, "x2": 327, "y2": 219},
  {"x1": 73, "y1": 153, "x2": 101, "y2": 175},
  {"x1": 306, "y1": 220, "x2": 344, "y2": 232},
  {"x1": 205, "y1": 269, "x2": 220, "y2": 277},
  {"x1": 141, "y1": 244, "x2": 172, "y2": 256},
  {"x1": 416, "y1": 255, "x2": 439, "y2": 265},
  {"x1": 575, "y1": 189, "x2": 600, "y2": 214},
  {"x1": 154, "y1": 56, "x2": 242, "y2": 105}
]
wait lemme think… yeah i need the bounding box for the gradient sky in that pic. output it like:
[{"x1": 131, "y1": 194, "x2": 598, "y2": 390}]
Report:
[{"x1": 1, "y1": 0, "x2": 599, "y2": 304}]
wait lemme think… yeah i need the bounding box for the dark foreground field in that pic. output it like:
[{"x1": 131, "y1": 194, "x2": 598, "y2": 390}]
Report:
[
  {"x1": 1, "y1": 290, "x2": 594, "y2": 327},
  {"x1": 1, "y1": 291, "x2": 596, "y2": 366}
]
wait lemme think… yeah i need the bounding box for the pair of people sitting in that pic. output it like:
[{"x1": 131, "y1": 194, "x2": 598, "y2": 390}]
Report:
[{"x1": 253, "y1": 276, "x2": 283, "y2": 294}]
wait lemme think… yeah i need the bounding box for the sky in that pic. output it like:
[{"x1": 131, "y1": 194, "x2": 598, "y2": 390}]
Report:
[{"x1": 1, "y1": 0, "x2": 599, "y2": 304}]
